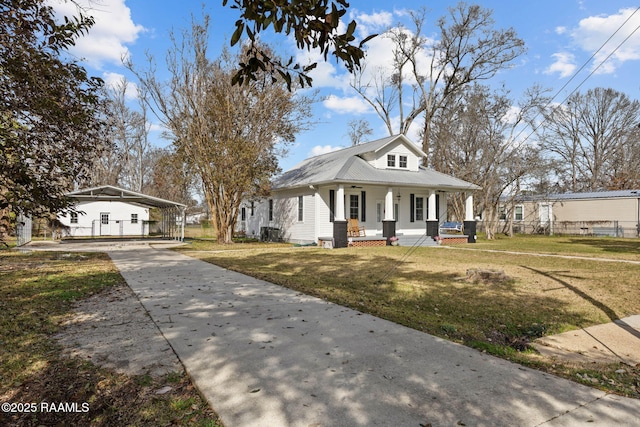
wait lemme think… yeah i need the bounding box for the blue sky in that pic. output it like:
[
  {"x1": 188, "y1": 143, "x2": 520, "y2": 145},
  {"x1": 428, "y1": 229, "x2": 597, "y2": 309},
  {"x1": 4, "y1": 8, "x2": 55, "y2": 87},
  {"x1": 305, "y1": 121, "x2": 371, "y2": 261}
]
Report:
[{"x1": 51, "y1": 0, "x2": 640, "y2": 172}]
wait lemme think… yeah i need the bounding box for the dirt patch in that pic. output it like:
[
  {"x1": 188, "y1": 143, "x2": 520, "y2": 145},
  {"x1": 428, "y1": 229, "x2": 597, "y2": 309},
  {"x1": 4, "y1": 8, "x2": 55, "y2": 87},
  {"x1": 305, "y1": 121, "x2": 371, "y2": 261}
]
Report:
[{"x1": 54, "y1": 284, "x2": 183, "y2": 378}]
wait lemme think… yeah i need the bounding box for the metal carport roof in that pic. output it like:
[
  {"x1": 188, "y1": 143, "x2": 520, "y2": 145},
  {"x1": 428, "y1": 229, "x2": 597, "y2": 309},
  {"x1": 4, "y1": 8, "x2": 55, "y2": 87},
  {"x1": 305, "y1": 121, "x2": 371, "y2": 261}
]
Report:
[{"x1": 65, "y1": 185, "x2": 186, "y2": 240}]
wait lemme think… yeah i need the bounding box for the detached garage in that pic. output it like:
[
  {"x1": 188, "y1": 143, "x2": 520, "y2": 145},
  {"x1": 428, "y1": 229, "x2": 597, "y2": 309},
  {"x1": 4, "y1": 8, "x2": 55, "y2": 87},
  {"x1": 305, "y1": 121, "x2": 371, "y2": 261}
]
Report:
[{"x1": 57, "y1": 185, "x2": 186, "y2": 240}]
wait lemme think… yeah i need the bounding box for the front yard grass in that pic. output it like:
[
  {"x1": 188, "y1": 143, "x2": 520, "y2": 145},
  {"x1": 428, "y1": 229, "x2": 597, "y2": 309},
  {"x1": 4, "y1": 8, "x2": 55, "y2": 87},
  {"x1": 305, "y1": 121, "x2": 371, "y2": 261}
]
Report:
[
  {"x1": 178, "y1": 236, "x2": 640, "y2": 398},
  {"x1": 0, "y1": 250, "x2": 221, "y2": 426},
  {"x1": 473, "y1": 233, "x2": 640, "y2": 261}
]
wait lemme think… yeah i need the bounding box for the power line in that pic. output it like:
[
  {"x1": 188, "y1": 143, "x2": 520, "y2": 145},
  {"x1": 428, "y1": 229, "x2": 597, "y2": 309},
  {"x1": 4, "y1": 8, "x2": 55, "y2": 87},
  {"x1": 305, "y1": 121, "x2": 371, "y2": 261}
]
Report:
[{"x1": 512, "y1": 6, "x2": 640, "y2": 146}]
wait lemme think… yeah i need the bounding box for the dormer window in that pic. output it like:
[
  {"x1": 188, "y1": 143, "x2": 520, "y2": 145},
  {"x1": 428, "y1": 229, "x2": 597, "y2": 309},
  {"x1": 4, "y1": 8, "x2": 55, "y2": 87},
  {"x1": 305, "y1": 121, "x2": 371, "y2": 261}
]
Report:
[
  {"x1": 387, "y1": 154, "x2": 396, "y2": 167},
  {"x1": 386, "y1": 154, "x2": 408, "y2": 169},
  {"x1": 399, "y1": 155, "x2": 407, "y2": 168}
]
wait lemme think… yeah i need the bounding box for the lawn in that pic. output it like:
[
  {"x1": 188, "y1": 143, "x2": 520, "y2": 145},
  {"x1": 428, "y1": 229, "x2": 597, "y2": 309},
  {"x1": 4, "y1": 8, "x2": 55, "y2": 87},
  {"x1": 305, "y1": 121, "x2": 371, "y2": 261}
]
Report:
[
  {"x1": 177, "y1": 235, "x2": 640, "y2": 398},
  {"x1": 473, "y1": 233, "x2": 640, "y2": 260},
  {"x1": 0, "y1": 250, "x2": 221, "y2": 426}
]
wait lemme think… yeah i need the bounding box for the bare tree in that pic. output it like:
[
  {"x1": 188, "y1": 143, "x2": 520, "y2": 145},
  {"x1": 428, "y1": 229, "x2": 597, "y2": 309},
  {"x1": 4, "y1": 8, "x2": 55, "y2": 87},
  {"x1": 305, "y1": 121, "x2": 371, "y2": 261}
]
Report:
[
  {"x1": 431, "y1": 84, "x2": 547, "y2": 239},
  {"x1": 129, "y1": 14, "x2": 313, "y2": 243},
  {"x1": 90, "y1": 77, "x2": 152, "y2": 192},
  {"x1": 346, "y1": 119, "x2": 373, "y2": 145},
  {"x1": 351, "y1": 3, "x2": 525, "y2": 166},
  {"x1": 539, "y1": 88, "x2": 640, "y2": 192}
]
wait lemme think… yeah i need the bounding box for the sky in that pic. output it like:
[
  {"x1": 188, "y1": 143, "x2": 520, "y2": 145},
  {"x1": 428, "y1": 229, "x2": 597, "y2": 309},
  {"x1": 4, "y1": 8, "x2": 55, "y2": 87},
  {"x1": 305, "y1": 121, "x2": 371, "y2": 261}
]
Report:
[{"x1": 50, "y1": 0, "x2": 640, "y2": 172}]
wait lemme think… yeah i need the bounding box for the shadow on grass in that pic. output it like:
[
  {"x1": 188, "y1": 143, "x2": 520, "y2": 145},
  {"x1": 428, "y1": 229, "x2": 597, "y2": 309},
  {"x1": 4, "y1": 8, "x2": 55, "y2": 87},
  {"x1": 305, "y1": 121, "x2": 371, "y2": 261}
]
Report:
[
  {"x1": 522, "y1": 266, "x2": 640, "y2": 343},
  {"x1": 567, "y1": 238, "x2": 640, "y2": 255},
  {"x1": 200, "y1": 250, "x2": 592, "y2": 346}
]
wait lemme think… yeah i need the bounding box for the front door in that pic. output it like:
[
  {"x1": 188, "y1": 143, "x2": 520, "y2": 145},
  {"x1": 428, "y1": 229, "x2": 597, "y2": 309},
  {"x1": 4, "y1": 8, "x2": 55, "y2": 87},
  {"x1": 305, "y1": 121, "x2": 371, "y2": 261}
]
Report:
[{"x1": 100, "y1": 212, "x2": 111, "y2": 236}]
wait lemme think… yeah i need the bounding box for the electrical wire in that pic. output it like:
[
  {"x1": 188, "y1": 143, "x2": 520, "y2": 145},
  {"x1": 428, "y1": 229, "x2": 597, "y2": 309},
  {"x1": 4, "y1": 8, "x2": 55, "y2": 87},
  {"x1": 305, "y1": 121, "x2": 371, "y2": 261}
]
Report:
[{"x1": 512, "y1": 6, "x2": 640, "y2": 146}]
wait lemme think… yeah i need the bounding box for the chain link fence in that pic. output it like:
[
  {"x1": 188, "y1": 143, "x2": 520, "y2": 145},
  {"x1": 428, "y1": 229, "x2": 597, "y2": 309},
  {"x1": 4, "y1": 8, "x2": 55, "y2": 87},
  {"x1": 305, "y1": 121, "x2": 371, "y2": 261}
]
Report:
[
  {"x1": 478, "y1": 220, "x2": 640, "y2": 238},
  {"x1": 15, "y1": 213, "x2": 32, "y2": 246}
]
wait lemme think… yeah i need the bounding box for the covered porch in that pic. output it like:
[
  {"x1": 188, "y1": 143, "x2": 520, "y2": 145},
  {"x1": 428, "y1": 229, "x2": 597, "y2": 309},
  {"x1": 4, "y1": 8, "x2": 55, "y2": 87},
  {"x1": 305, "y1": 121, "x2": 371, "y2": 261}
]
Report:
[{"x1": 326, "y1": 184, "x2": 477, "y2": 248}]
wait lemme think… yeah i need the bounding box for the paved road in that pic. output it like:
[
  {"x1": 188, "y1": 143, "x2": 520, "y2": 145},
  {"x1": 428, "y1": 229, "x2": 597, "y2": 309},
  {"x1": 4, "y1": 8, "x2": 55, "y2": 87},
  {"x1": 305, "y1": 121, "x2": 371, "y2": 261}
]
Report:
[{"x1": 104, "y1": 246, "x2": 639, "y2": 427}]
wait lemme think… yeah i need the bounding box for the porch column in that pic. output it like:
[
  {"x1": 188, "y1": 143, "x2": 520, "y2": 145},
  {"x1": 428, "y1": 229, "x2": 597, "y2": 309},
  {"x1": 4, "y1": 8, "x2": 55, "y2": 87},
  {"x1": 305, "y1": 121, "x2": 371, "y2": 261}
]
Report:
[
  {"x1": 384, "y1": 187, "x2": 394, "y2": 221},
  {"x1": 335, "y1": 185, "x2": 346, "y2": 221},
  {"x1": 463, "y1": 193, "x2": 477, "y2": 243},
  {"x1": 333, "y1": 184, "x2": 348, "y2": 248},
  {"x1": 426, "y1": 190, "x2": 438, "y2": 238},
  {"x1": 465, "y1": 194, "x2": 474, "y2": 221},
  {"x1": 383, "y1": 187, "x2": 396, "y2": 244}
]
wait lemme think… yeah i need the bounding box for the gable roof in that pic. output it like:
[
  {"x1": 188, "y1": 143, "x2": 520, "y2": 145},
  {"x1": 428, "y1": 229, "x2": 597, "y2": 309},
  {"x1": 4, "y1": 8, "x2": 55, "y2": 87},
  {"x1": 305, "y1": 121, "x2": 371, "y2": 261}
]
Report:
[
  {"x1": 66, "y1": 185, "x2": 186, "y2": 209},
  {"x1": 274, "y1": 135, "x2": 480, "y2": 191}
]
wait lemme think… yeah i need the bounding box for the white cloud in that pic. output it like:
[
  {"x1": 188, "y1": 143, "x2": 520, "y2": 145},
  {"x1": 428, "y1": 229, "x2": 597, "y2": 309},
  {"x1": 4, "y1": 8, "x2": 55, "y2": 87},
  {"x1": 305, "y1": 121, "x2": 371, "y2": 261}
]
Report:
[
  {"x1": 555, "y1": 26, "x2": 567, "y2": 35},
  {"x1": 501, "y1": 106, "x2": 522, "y2": 125},
  {"x1": 310, "y1": 145, "x2": 344, "y2": 157},
  {"x1": 352, "y1": 10, "x2": 394, "y2": 37},
  {"x1": 102, "y1": 71, "x2": 138, "y2": 99},
  {"x1": 49, "y1": 0, "x2": 145, "y2": 68},
  {"x1": 570, "y1": 7, "x2": 640, "y2": 74},
  {"x1": 323, "y1": 95, "x2": 371, "y2": 114},
  {"x1": 544, "y1": 52, "x2": 577, "y2": 78}
]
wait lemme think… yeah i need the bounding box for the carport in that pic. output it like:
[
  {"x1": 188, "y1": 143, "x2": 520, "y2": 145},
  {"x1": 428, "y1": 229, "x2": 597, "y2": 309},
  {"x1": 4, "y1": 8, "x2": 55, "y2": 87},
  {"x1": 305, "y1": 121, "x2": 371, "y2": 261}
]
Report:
[{"x1": 64, "y1": 186, "x2": 186, "y2": 241}]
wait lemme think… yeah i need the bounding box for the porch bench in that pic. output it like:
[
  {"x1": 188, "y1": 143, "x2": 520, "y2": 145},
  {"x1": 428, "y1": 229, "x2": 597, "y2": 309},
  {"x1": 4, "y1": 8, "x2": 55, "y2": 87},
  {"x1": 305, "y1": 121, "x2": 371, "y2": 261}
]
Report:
[{"x1": 440, "y1": 221, "x2": 463, "y2": 233}]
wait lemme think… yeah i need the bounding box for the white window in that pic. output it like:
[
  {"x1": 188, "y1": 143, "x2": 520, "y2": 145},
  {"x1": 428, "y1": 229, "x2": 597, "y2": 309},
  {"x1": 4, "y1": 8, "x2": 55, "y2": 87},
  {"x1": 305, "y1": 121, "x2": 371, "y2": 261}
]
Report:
[
  {"x1": 387, "y1": 154, "x2": 396, "y2": 167},
  {"x1": 399, "y1": 155, "x2": 408, "y2": 168},
  {"x1": 70, "y1": 212, "x2": 78, "y2": 224},
  {"x1": 298, "y1": 196, "x2": 303, "y2": 222},
  {"x1": 131, "y1": 213, "x2": 138, "y2": 224},
  {"x1": 415, "y1": 197, "x2": 424, "y2": 221},
  {"x1": 515, "y1": 205, "x2": 523, "y2": 221},
  {"x1": 376, "y1": 202, "x2": 382, "y2": 223},
  {"x1": 349, "y1": 194, "x2": 359, "y2": 219}
]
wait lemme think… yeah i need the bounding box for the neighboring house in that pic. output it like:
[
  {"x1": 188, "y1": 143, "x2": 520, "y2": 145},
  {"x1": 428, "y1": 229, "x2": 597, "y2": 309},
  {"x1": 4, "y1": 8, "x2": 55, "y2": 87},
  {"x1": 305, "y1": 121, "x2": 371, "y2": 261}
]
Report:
[
  {"x1": 186, "y1": 211, "x2": 208, "y2": 225},
  {"x1": 499, "y1": 189, "x2": 640, "y2": 237},
  {"x1": 57, "y1": 185, "x2": 186, "y2": 239},
  {"x1": 238, "y1": 135, "x2": 480, "y2": 247}
]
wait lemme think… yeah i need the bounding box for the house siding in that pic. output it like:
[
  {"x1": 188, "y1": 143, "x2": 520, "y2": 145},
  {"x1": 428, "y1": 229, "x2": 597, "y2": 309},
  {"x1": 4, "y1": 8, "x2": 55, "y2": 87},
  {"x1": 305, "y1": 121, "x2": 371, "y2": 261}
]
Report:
[
  {"x1": 58, "y1": 201, "x2": 149, "y2": 237},
  {"x1": 506, "y1": 194, "x2": 640, "y2": 237}
]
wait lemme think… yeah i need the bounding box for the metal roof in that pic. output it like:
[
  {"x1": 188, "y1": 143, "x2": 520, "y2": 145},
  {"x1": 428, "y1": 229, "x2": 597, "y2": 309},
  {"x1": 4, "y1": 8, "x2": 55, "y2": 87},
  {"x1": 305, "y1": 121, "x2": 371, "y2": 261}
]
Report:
[
  {"x1": 514, "y1": 189, "x2": 640, "y2": 202},
  {"x1": 66, "y1": 185, "x2": 186, "y2": 209},
  {"x1": 274, "y1": 135, "x2": 480, "y2": 191}
]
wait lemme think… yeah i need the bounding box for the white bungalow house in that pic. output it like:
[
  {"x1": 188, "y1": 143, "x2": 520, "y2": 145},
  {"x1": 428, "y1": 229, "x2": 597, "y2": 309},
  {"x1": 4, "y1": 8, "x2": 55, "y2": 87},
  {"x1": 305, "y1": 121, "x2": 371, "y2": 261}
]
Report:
[
  {"x1": 57, "y1": 185, "x2": 186, "y2": 240},
  {"x1": 238, "y1": 135, "x2": 480, "y2": 247}
]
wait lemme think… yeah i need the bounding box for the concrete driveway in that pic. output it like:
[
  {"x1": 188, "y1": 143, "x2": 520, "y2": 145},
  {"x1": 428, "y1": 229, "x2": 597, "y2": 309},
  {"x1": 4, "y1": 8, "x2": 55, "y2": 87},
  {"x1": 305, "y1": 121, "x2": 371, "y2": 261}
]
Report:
[{"x1": 96, "y1": 245, "x2": 639, "y2": 427}]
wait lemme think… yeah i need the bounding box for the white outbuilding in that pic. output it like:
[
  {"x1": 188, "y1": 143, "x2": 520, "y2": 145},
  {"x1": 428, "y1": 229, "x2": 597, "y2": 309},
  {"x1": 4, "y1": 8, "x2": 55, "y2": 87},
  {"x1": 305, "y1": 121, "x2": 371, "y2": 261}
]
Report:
[{"x1": 57, "y1": 185, "x2": 186, "y2": 240}]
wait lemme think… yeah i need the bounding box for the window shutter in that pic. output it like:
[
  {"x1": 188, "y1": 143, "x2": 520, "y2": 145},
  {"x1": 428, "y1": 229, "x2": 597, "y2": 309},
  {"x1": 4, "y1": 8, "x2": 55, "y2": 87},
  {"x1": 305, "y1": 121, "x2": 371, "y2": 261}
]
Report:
[
  {"x1": 410, "y1": 194, "x2": 415, "y2": 222},
  {"x1": 329, "y1": 189, "x2": 335, "y2": 222},
  {"x1": 361, "y1": 191, "x2": 366, "y2": 222}
]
